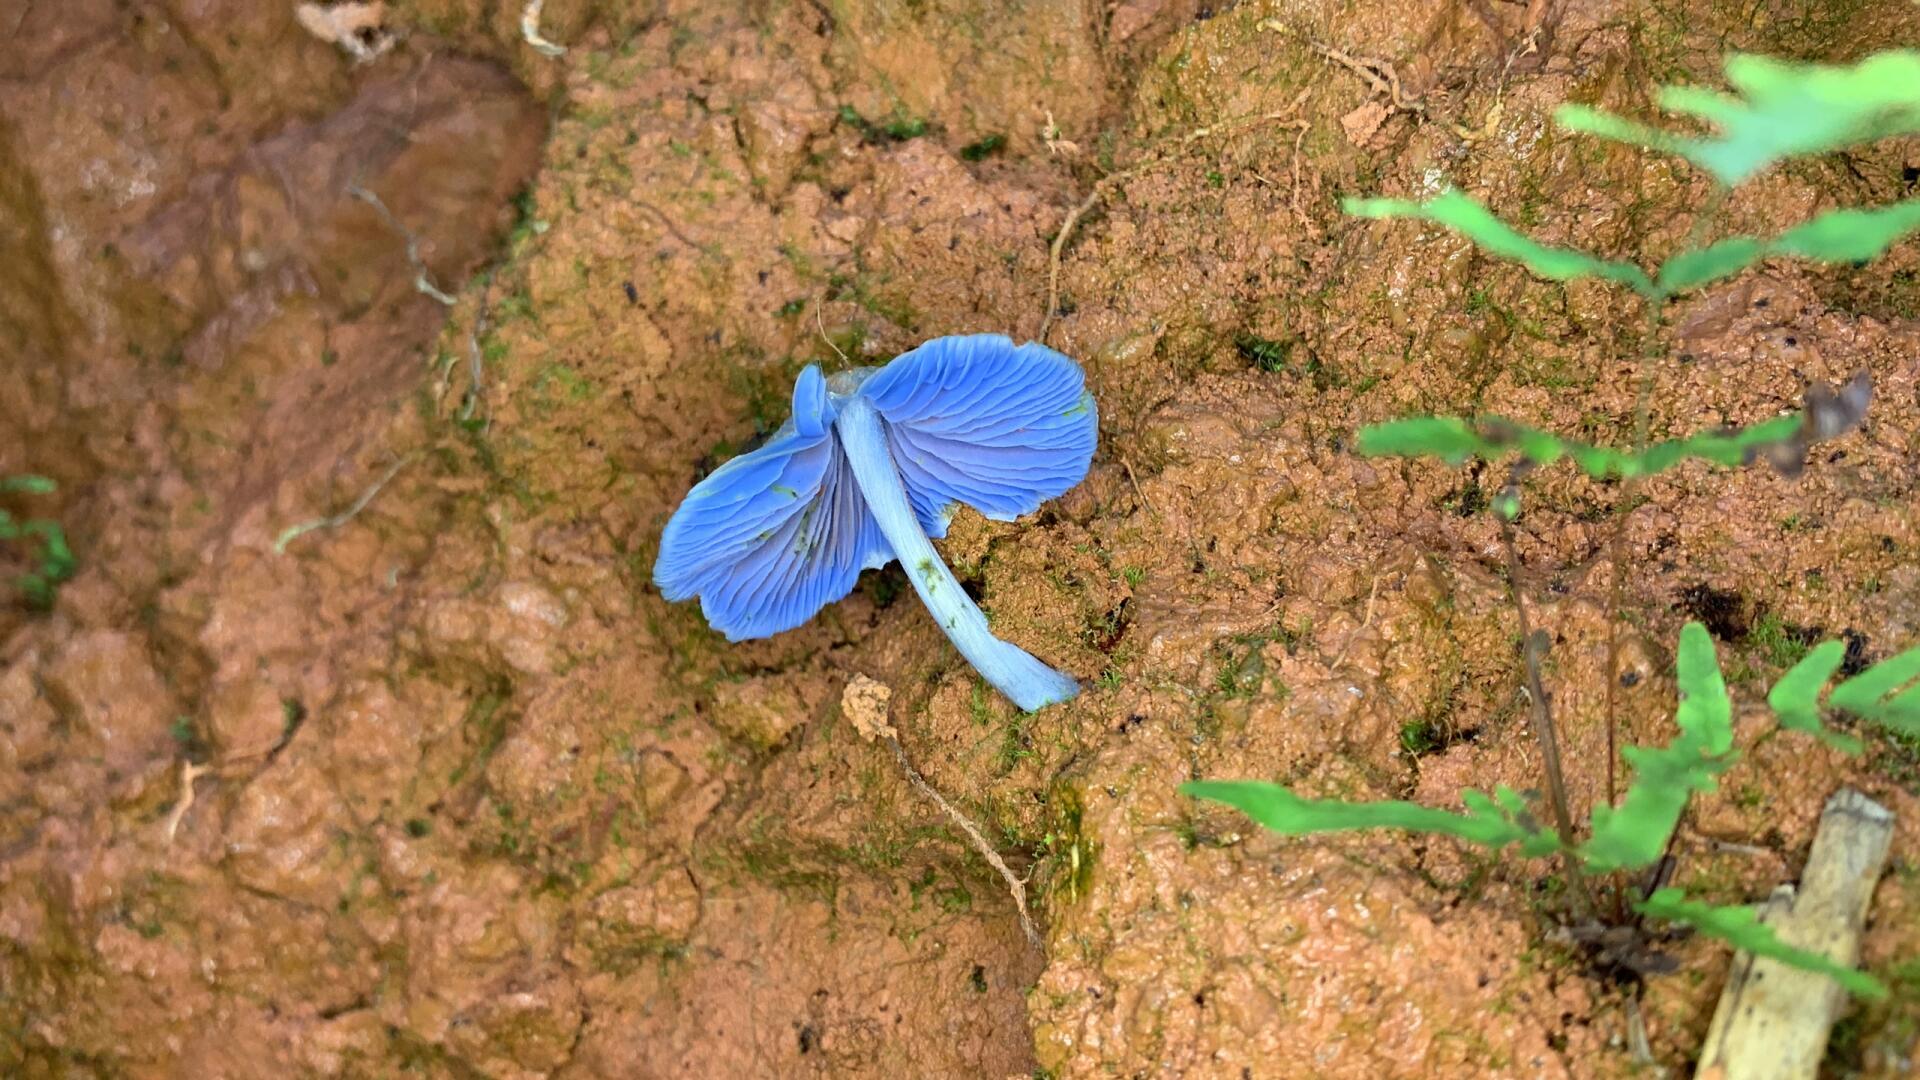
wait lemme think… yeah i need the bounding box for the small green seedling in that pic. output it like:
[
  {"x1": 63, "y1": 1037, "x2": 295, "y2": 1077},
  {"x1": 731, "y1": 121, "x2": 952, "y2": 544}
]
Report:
[
  {"x1": 0, "y1": 475, "x2": 74, "y2": 610},
  {"x1": 1187, "y1": 622, "x2": 1915, "y2": 999}
]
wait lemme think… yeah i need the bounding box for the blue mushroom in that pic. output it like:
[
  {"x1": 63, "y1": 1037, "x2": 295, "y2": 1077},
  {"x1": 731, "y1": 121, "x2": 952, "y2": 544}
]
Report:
[{"x1": 655, "y1": 334, "x2": 1098, "y2": 710}]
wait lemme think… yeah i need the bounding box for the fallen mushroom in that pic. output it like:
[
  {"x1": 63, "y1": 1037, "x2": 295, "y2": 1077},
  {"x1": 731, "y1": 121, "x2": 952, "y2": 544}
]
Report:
[{"x1": 655, "y1": 334, "x2": 1097, "y2": 710}]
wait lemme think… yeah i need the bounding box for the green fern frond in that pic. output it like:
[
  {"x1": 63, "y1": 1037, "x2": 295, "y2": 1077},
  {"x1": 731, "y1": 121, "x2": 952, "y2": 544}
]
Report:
[
  {"x1": 1580, "y1": 623, "x2": 1734, "y2": 872},
  {"x1": 1636, "y1": 887, "x2": 1887, "y2": 999},
  {"x1": 1556, "y1": 52, "x2": 1920, "y2": 186},
  {"x1": 1179, "y1": 780, "x2": 1558, "y2": 856},
  {"x1": 1656, "y1": 200, "x2": 1920, "y2": 294},
  {"x1": 1342, "y1": 192, "x2": 1655, "y2": 295},
  {"x1": 1356, "y1": 413, "x2": 1806, "y2": 479}
]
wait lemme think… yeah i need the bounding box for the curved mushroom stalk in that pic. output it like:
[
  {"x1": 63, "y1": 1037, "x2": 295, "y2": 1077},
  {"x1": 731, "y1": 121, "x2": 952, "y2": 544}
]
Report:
[{"x1": 835, "y1": 395, "x2": 1079, "y2": 711}]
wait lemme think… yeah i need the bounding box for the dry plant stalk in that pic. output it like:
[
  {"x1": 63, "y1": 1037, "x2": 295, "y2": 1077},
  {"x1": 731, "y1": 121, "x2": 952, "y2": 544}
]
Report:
[{"x1": 1696, "y1": 788, "x2": 1894, "y2": 1080}]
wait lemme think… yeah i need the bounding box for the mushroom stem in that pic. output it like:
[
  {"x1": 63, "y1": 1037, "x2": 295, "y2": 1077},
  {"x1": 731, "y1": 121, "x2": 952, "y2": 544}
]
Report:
[{"x1": 835, "y1": 397, "x2": 1080, "y2": 711}]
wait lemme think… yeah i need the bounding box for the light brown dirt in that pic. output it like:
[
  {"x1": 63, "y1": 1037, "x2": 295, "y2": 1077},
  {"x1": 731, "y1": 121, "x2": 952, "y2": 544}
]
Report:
[{"x1": 4, "y1": 0, "x2": 1919, "y2": 1077}]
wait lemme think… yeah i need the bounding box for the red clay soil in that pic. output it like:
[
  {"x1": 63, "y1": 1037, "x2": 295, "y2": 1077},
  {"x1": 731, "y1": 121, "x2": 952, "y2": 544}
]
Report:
[{"x1": 3, "y1": 1, "x2": 1918, "y2": 1077}]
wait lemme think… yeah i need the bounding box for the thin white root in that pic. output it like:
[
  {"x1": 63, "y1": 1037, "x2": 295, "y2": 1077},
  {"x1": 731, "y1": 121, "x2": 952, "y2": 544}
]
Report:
[
  {"x1": 815, "y1": 291, "x2": 849, "y2": 363},
  {"x1": 273, "y1": 454, "x2": 416, "y2": 554},
  {"x1": 165, "y1": 760, "x2": 208, "y2": 843},
  {"x1": 886, "y1": 736, "x2": 1043, "y2": 948},
  {"x1": 842, "y1": 674, "x2": 1043, "y2": 948},
  {"x1": 347, "y1": 184, "x2": 457, "y2": 305},
  {"x1": 521, "y1": 0, "x2": 567, "y2": 58},
  {"x1": 462, "y1": 299, "x2": 492, "y2": 424}
]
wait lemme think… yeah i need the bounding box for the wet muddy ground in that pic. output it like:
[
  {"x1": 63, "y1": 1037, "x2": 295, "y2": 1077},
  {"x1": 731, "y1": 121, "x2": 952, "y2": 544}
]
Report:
[{"x1": 3, "y1": 1, "x2": 1919, "y2": 1076}]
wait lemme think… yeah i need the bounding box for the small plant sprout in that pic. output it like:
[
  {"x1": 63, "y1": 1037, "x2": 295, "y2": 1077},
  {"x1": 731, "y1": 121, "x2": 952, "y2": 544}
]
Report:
[
  {"x1": 655, "y1": 334, "x2": 1098, "y2": 710},
  {"x1": 1, "y1": 474, "x2": 75, "y2": 610}
]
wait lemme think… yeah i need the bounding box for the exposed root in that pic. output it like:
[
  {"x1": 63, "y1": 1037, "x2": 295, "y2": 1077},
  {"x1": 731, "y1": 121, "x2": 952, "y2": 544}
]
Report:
[
  {"x1": 461, "y1": 296, "x2": 492, "y2": 426},
  {"x1": 886, "y1": 736, "x2": 1042, "y2": 948},
  {"x1": 815, "y1": 291, "x2": 849, "y2": 363},
  {"x1": 520, "y1": 0, "x2": 567, "y2": 58},
  {"x1": 843, "y1": 675, "x2": 1043, "y2": 949},
  {"x1": 347, "y1": 183, "x2": 457, "y2": 305},
  {"x1": 1120, "y1": 455, "x2": 1156, "y2": 519},
  {"x1": 273, "y1": 454, "x2": 417, "y2": 554},
  {"x1": 1285, "y1": 110, "x2": 1314, "y2": 227},
  {"x1": 1039, "y1": 184, "x2": 1106, "y2": 343},
  {"x1": 1327, "y1": 573, "x2": 1383, "y2": 669},
  {"x1": 164, "y1": 760, "x2": 207, "y2": 843},
  {"x1": 1039, "y1": 106, "x2": 1311, "y2": 343},
  {"x1": 635, "y1": 200, "x2": 705, "y2": 252},
  {"x1": 1295, "y1": 35, "x2": 1427, "y2": 115},
  {"x1": 1254, "y1": 20, "x2": 1437, "y2": 154}
]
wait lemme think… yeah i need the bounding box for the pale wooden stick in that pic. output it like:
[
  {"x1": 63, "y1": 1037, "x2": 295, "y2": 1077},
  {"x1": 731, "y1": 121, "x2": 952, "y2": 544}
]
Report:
[{"x1": 1695, "y1": 788, "x2": 1893, "y2": 1080}]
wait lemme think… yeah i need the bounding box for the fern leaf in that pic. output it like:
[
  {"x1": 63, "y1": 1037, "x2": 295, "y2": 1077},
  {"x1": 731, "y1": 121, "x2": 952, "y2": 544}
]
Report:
[
  {"x1": 1357, "y1": 413, "x2": 1805, "y2": 479},
  {"x1": 1655, "y1": 238, "x2": 1766, "y2": 294},
  {"x1": 1829, "y1": 645, "x2": 1920, "y2": 736},
  {"x1": 1343, "y1": 192, "x2": 1655, "y2": 295},
  {"x1": 1636, "y1": 887, "x2": 1888, "y2": 999},
  {"x1": 1765, "y1": 641, "x2": 1863, "y2": 752},
  {"x1": 0, "y1": 475, "x2": 57, "y2": 494},
  {"x1": 1655, "y1": 200, "x2": 1920, "y2": 294},
  {"x1": 1581, "y1": 623, "x2": 1734, "y2": 872},
  {"x1": 1556, "y1": 51, "x2": 1920, "y2": 185},
  {"x1": 1179, "y1": 780, "x2": 1555, "y2": 853}
]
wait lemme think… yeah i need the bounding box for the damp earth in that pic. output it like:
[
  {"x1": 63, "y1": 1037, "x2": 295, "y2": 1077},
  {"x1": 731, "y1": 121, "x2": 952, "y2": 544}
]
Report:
[{"x1": 3, "y1": 0, "x2": 1919, "y2": 1076}]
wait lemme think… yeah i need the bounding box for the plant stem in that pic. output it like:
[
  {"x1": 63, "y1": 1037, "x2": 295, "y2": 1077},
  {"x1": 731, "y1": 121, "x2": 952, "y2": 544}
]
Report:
[
  {"x1": 1500, "y1": 520, "x2": 1597, "y2": 919},
  {"x1": 1600, "y1": 182, "x2": 1729, "y2": 917},
  {"x1": 835, "y1": 397, "x2": 1080, "y2": 711}
]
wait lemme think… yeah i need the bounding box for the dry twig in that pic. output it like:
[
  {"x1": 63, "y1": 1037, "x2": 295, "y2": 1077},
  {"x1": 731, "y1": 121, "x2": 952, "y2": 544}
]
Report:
[
  {"x1": 1696, "y1": 789, "x2": 1894, "y2": 1079},
  {"x1": 1040, "y1": 108, "x2": 1310, "y2": 342}
]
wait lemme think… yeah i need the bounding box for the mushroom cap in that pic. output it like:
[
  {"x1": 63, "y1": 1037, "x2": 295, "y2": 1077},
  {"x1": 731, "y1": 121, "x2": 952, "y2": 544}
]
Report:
[
  {"x1": 653, "y1": 335, "x2": 1098, "y2": 640},
  {"x1": 653, "y1": 366, "x2": 890, "y2": 640},
  {"x1": 863, "y1": 334, "x2": 1097, "y2": 537}
]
